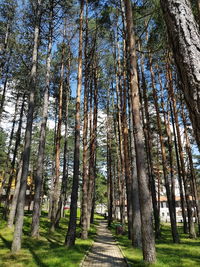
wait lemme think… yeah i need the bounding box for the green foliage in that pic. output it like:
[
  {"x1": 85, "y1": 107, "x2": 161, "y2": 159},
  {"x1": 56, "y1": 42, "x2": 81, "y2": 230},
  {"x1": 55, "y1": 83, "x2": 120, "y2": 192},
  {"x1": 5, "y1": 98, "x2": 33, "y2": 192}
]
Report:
[
  {"x1": 95, "y1": 173, "x2": 107, "y2": 205},
  {"x1": 0, "y1": 0, "x2": 16, "y2": 27}
]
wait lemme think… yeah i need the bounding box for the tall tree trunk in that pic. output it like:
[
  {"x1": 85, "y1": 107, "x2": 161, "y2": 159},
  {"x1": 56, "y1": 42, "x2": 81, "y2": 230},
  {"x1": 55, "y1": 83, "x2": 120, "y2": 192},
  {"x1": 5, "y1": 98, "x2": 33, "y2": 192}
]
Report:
[
  {"x1": 87, "y1": 60, "x2": 98, "y2": 230},
  {"x1": 7, "y1": 91, "x2": 21, "y2": 157},
  {"x1": 170, "y1": 101, "x2": 188, "y2": 233},
  {"x1": 81, "y1": 0, "x2": 89, "y2": 238},
  {"x1": 114, "y1": 115, "x2": 125, "y2": 225},
  {"x1": 107, "y1": 87, "x2": 113, "y2": 228},
  {"x1": 31, "y1": 3, "x2": 54, "y2": 237},
  {"x1": 120, "y1": 36, "x2": 138, "y2": 243},
  {"x1": 0, "y1": 7, "x2": 14, "y2": 77},
  {"x1": 50, "y1": 18, "x2": 66, "y2": 232},
  {"x1": 3, "y1": 93, "x2": 26, "y2": 218},
  {"x1": 124, "y1": 0, "x2": 156, "y2": 262},
  {"x1": 197, "y1": 0, "x2": 200, "y2": 21},
  {"x1": 122, "y1": 73, "x2": 133, "y2": 241},
  {"x1": 0, "y1": 91, "x2": 20, "y2": 201},
  {"x1": 128, "y1": 93, "x2": 142, "y2": 248},
  {"x1": 114, "y1": 39, "x2": 126, "y2": 229},
  {"x1": 65, "y1": 0, "x2": 84, "y2": 247},
  {"x1": 160, "y1": 73, "x2": 178, "y2": 233},
  {"x1": 168, "y1": 74, "x2": 196, "y2": 238},
  {"x1": 181, "y1": 101, "x2": 200, "y2": 234},
  {"x1": 0, "y1": 64, "x2": 10, "y2": 123},
  {"x1": 11, "y1": 0, "x2": 42, "y2": 253},
  {"x1": 121, "y1": 1, "x2": 141, "y2": 245},
  {"x1": 48, "y1": 99, "x2": 57, "y2": 219},
  {"x1": 55, "y1": 55, "x2": 71, "y2": 227},
  {"x1": 107, "y1": 135, "x2": 113, "y2": 228},
  {"x1": 162, "y1": 96, "x2": 177, "y2": 225},
  {"x1": 160, "y1": 0, "x2": 200, "y2": 150},
  {"x1": 149, "y1": 56, "x2": 179, "y2": 243},
  {"x1": 158, "y1": 66, "x2": 177, "y2": 227},
  {"x1": 7, "y1": 159, "x2": 23, "y2": 228},
  {"x1": 140, "y1": 49, "x2": 160, "y2": 239},
  {"x1": 88, "y1": 75, "x2": 93, "y2": 225}
]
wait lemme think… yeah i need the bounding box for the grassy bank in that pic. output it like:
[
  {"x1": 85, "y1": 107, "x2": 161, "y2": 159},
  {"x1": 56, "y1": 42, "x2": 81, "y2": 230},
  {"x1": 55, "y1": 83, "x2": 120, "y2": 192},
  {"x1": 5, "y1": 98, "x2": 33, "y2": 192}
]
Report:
[
  {"x1": 0, "y1": 211, "x2": 100, "y2": 267},
  {"x1": 111, "y1": 223, "x2": 200, "y2": 267}
]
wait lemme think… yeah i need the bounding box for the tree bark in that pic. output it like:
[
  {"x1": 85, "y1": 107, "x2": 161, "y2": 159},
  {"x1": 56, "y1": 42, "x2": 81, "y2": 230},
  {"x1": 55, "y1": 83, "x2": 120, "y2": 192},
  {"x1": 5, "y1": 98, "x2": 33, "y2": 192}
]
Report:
[
  {"x1": 127, "y1": 94, "x2": 142, "y2": 248},
  {"x1": 87, "y1": 59, "x2": 98, "y2": 230},
  {"x1": 3, "y1": 93, "x2": 26, "y2": 218},
  {"x1": 124, "y1": 0, "x2": 156, "y2": 262},
  {"x1": 122, "y1": 75, "x2": 133, "y2": 241},
  {"x1": 197, "y1": 0, "x2": 200, "y2": 21},
  {"x1": 50, "y1": 15, "x2": 66, "y2": 233},
  {"x1": 0, "y1": 12, "x2": 13, "y2": 77},
  {"x1": 181, "y1": 101, "x2": 200, "y2": 234},
  {"x1": 121, "y1": 1, "x2": 141, "y2": 245},
  {"x1": 65, "y1": 0, "x2": 84, "y2": 247},
  {"x1": 140, "y1": 49, "x2": 160, "y2": 239},
  {"x1": 31, "y1": 3, "x2": 54, "y2": 237},
  {"x1": 168, "y1": 74, "x2": 196, "y2": 238},
  {"x1": 149, "y1": 56, "x2": 179, "y2": 243},
  {"x1": 11, "y1": 0, "x2": 42, "y2": 253},
  {"x1": 114, "y1": 38, "x2": 126, "y2": 229},
  {"x1": 163, "y1": 97, "x2": 177, "y2": 226},
  {"x1": 0, "y1": 91, "x2": 20, "y2": 201},
  {"x1": 81, "y1": 0, "x2": 89, "y2": 238},
  {"x1": 55, "y1": 53, "x2": 70, "y2": 227},
  {"x1": 7, "y1": 159, "x2": 23, "y2": 228},
  {"x1": 0, "y1": 64, "x2": 10, "y2": 123},
  {"x1": 158, "y1": 65, "x2": 177, "y2": 222},
  {"x1": 114, "y1": 115, "x2": 125, "y2": 225},
  {"x1": 160, "y1": 0, "x2": 200, "y2": 150},
  {"x1": 170, "y1": 101, "x2": 188, "y2": 233},
  {"x1": 48, "y1": 99, "x2": 57, "y2": 219},
  {"x1": 107, "y1": 86, "x2": 113, "y2": 228}
]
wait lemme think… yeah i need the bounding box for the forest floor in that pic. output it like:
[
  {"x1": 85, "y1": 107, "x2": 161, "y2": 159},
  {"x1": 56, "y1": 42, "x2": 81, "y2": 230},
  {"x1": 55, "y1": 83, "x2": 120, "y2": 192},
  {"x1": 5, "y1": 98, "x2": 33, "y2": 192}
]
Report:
[
  {"x1": 111, "y1": 223, "x2": 200, "y2": 267},
  {"x1": 1, "y1": 213, "x2": 200, "y2": 267},
  {"x1": 0, "y1": 210, "x2": 100, "y2": 267}
]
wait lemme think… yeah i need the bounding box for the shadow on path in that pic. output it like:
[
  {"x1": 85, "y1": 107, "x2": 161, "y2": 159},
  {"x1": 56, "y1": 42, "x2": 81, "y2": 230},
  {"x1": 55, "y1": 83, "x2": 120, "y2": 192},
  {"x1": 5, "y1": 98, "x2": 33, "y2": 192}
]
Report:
[{"x1": 82, "y1": 220, "x2": 127, "y2": 267}]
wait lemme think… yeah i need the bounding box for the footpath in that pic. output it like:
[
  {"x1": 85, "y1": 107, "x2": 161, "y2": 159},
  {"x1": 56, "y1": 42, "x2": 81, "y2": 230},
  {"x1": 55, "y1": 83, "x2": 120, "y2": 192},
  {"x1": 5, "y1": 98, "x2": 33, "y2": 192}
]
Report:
[{"x1": 82, "y1": 220, "x2": 127, "y2": 267}]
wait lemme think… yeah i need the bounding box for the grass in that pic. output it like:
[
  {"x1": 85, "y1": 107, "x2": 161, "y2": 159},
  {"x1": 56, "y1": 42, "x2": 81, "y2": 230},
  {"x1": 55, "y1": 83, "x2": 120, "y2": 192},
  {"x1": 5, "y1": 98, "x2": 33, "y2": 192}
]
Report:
[
  {"x1": 2, "y1": 211, "x2": 199, "y2": 267},
  {"x1": 0, "y1": 210, "x2": 102, "y2": 267},
  {"x1": 111, "y1": 223, "x2": 200, "y2": 267}
]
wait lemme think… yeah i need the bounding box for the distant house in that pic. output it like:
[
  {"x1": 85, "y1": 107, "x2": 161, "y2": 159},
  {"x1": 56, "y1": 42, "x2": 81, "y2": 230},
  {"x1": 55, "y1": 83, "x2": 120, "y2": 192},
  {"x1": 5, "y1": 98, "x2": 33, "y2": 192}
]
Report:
[
  {"x1": 159, "y1": 196, "x2": 195, "y2": 223},
  {"x1": 113, "y1": 195, "x2": 196, "y2": 223},
  {"x1": 95, "y1": 203, "x2": 107, "y2": 214}
]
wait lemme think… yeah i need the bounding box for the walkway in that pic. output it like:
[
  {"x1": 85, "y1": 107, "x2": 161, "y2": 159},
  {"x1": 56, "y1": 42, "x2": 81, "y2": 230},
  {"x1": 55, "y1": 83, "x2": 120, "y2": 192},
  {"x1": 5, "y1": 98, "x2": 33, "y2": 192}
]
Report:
[{"x1": 82, "y1": 221, "x2": 127, "y2": 267}]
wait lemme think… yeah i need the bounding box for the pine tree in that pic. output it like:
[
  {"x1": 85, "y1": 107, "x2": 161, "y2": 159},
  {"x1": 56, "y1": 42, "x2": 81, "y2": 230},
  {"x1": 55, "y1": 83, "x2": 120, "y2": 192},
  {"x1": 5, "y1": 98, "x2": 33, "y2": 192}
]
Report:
[
  {"x1": 65, "y1": 0, "x2": 84, "y2": 247},
  {"x1": 11, "y1": 0, "x2": 42, "y2": 253},
  {"x1": 124, "y1": 0, "x2": 156, "y2": 262},
  {"x1": 160, "y1": 0, "x2": 200, "y2": 150}
]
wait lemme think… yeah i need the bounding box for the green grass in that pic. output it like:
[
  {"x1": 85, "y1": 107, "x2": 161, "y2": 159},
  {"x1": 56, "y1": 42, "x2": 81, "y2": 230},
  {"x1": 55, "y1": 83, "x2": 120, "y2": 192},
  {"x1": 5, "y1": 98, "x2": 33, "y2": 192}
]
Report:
[
  {"x1": 111, "y1": 223, "x2": 200, "y2": 267},
  {"x1": 0, "y1": 211, "x2": 102, "y2": 267}
]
